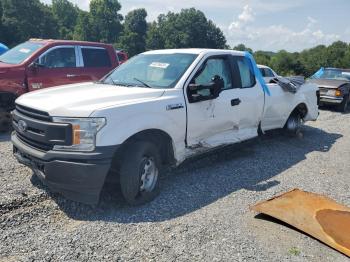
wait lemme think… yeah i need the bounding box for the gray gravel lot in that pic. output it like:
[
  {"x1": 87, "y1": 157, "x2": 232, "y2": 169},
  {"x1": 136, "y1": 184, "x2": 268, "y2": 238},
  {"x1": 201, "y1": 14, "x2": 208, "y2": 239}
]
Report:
[{"x1": 0, "y1": 109, "x2": 349, "y2": 262}]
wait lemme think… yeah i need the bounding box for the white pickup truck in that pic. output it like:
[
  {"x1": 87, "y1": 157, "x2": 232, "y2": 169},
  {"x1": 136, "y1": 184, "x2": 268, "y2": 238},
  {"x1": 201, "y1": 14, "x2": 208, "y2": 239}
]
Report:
[{"x1": 11, "y1": 49, "x2": 319, "y2": 205}]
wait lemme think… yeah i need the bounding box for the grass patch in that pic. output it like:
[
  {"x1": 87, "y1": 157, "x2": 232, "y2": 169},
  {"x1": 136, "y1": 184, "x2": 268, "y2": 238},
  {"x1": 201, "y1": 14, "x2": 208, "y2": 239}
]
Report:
[{"x1": 288, "y1": 247, "x2": 301, "y2": 256}]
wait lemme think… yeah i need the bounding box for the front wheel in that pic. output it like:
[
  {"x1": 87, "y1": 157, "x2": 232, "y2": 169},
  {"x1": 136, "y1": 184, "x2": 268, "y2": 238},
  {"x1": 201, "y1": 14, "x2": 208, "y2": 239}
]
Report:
[
  {"x1": 119, "y1": 141, "x2": 161, "y2": 205},
  {"x1": 337, "y1": 95, "x2": 349, "y2": 113}
]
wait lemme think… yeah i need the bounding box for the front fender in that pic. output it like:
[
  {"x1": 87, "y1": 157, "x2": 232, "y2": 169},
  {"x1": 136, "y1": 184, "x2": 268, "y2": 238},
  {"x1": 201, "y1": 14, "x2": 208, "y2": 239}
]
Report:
[{"x1": 94, "y1": 97, "x2": 187, "y2": 161}]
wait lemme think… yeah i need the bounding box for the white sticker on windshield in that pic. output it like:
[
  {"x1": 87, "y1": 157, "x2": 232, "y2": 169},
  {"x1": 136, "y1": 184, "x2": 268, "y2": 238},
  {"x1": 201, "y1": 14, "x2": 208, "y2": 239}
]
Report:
[
  {"x1": 149, "y1": 62, "x2": 169, "y2": 69},
  {"x1": 19, "y1": 48, "x2": 31, "y2": 53}
]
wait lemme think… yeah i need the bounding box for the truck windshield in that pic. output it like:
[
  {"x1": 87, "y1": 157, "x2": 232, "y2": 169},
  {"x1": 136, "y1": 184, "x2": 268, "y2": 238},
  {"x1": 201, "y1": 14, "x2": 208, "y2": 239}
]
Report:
[
  {"x1": 311, "y1": 68, "x2": 350, "y2": 81},
  {"x1": 103, "y1": 53, "x2": 198, "y2": 88},
  {"x1": 0, "y1": 42, "x2": 44, "y2": 65}
]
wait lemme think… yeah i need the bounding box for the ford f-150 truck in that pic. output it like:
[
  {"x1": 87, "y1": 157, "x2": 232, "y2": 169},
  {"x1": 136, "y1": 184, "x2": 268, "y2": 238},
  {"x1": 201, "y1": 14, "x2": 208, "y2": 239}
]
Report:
[
  {"x1": 0, "y1": 39, "x2": 123, "y2": 131},
  {"x1": 11, "y1": 49, "x2": 319, "y2": 205}
]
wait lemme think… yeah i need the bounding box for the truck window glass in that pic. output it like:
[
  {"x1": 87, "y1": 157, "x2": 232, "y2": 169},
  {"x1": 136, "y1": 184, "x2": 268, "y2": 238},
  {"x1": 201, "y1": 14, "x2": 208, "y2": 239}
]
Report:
[
  {"x1": 103, "y1": 53, "x2": 198, "y2": 89},
  {"x1": 259, "y1": 68, "x2": 266, "y2": 77},
  {"x1": 82, "y1": 48, "x2": 111, "y2": 68},
  {"x1": 265, "y1": 68, "x2": 274, "y2": 77},
  {"x1": 117, "y1": 53, "x2": 124, "y2": 62},
  {"x1": 41, "y1": 47, "x2": 76, "y2": 68},
  {"x1": 194, "y1": 58, "x2": 232, "y2": 92},
  {"x1": 0, "y1": 42, "x2": 44, "y2": 65},
  {"x1": 237, "y1": 57, "x2": 256, "y2": 88}
]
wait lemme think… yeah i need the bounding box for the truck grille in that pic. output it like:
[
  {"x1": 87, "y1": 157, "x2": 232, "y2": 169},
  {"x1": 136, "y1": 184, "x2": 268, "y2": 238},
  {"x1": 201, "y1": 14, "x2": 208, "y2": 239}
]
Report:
[
  {"x1": 13, "y1": 104, "x2": 72, "y2": 152},
  {"x1": 15, "y1": 104, "x2": 51, "y2": 121},
  {"x1": 16, "y1": 132, "x2": 54, "y2": 151}
]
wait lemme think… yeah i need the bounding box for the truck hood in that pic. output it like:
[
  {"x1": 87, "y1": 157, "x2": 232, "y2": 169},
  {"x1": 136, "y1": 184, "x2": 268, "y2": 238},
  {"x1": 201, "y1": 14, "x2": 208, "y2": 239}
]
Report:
[
  {"x1": 308, "y1": 79, "x2": 349, "y2": 89},
  {"x1": 16, "y1": 82, "x2": 165, "y2": 117},
  {"x1": 0, "y1": 62, "x2": 21, "y2": 73}
]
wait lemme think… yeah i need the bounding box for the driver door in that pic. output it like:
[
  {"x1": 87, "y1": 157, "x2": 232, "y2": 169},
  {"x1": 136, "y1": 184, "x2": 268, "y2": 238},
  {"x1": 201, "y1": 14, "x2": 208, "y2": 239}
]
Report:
[
  {"x1": 27, "y1": 46, "x2": 82, "y2": 91},
  {"x1": 186, "y1": 55, "x2": 242, "y2": 148}
]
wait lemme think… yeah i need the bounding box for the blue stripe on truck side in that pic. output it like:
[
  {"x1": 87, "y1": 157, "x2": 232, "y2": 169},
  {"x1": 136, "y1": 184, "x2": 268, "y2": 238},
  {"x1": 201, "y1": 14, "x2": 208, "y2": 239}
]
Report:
[{"x1": 244, "y1": 51, "x2": 271, "y2": 96}]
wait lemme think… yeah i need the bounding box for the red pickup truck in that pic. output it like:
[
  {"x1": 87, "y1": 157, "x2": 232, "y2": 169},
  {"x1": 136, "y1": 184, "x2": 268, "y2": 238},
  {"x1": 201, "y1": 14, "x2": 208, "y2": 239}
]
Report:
[{"x1": 0, "y1": 39, "x2": 125, "y2": 131}]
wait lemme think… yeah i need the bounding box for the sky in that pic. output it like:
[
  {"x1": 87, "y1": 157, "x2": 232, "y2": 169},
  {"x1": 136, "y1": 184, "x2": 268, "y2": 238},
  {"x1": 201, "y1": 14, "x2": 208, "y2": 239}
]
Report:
[{"x1": 40, "y1": 0, "x2": 350, "y2": 52}]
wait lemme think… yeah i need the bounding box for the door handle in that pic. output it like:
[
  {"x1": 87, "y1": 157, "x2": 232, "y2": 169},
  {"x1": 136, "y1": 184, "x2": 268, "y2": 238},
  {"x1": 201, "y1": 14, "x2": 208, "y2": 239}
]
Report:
[
  {"x1": 66, "y1": 74, "x2": 78, "y2": 78},
  {"x1": 231, "y1": 98, "x2": 241, "y2": 106}
]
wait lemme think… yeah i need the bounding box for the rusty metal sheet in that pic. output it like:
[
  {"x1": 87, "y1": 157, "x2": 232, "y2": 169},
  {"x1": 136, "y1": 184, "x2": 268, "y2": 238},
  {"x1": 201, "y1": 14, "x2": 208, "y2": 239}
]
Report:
[{"x1": 251, "y1": 189, "x2": 350, "y2": 257}]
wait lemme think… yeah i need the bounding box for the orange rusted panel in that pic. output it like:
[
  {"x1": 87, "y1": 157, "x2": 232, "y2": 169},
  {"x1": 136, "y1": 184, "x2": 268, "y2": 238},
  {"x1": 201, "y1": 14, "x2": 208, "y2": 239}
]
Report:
[{"x1": 251, "y1": 189, "x2": 350, "y2": 257}]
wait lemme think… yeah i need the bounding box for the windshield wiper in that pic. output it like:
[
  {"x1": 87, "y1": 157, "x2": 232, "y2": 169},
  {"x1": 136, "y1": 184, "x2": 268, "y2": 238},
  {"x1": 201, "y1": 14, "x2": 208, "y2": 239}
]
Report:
[
  {"x1": 104, "y1": 78, "x2": 132, "y2": 87},
  {"x1": 133, "y1": 78, "x2": 152, "y2": 88}
]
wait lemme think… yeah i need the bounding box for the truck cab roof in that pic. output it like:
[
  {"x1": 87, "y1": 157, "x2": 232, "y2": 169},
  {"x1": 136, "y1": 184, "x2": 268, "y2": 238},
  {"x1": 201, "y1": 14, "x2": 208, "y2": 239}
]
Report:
[
  {"x1": 28, "y1": 38, "x2": 113, "y2": 48},
  {"x1": 143, "y1": 48, "x2": 246, "y2": 56}
]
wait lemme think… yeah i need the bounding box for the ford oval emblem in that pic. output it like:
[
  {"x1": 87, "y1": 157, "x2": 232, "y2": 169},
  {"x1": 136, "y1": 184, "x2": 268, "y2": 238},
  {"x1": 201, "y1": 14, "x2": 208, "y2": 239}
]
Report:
[{"x1": 18, "y1": 120, "x2": 28, "y2": 133}]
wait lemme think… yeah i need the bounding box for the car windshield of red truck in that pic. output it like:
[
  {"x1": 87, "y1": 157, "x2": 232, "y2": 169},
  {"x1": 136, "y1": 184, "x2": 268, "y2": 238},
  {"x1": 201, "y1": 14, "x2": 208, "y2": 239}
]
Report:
[
  {"x1": 0, "y1": 42, "x2": 44, "y2": 65},
  {"x1": 102, "y1": 53, "x2": 198, "y2": 89}
]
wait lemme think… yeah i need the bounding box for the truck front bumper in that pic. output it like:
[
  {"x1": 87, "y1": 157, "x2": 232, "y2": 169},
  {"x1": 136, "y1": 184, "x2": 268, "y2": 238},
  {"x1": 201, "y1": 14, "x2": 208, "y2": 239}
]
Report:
[
  {"x1": 12, "y1": 133, "x2": 118, "y2": 205},
  {"x1": 319, "y1": 95, "x2": 343, "y2": 104}
]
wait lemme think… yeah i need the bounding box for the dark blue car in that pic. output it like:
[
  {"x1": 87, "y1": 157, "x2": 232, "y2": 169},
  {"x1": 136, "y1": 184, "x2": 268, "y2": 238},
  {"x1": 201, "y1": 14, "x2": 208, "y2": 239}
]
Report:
[{"x1": 0, "y1": 43, "x2": 8, "y2": 55}]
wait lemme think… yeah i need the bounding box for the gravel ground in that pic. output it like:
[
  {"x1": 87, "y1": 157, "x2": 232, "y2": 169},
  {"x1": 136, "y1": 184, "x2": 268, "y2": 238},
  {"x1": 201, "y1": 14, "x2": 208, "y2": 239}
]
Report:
[{"x1": 0, "y1": 108, "x2": 349, "y2": 262}]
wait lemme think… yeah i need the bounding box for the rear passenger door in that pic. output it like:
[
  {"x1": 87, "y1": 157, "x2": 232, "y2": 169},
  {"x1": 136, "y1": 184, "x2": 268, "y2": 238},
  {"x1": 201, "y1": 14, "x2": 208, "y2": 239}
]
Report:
[
  {"x1": 229, "y1": 55, "x2": 265, "y2": 140},
  {"x1": 78, "y1": 46, "x2": 114, "y2": 82}
]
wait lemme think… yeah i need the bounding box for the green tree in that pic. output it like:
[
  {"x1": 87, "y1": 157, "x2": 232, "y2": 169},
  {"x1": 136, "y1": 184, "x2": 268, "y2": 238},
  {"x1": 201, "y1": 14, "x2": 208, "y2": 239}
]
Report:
[
  {"x1": 206, "y1": 20, "x2": 227, "y2": 49},
  {"x1": 254, "y1": 51, "x2": 272, "y2": 66},
  {"x1": 1, "y1": 0, "x2": 58, "y2": 46},
  {"x1": 233, "y1": 44, "x2": 253, "y2": 53},
  {"x1": 270, "y1": 50, "x2": 297, "y2": 76},
  {"x1": 118, "y1": 8, "x2": 147, "y2": 56},
  {"x1": 299, "y1": 45, "x2": 328, "y2": 76},
  {"x1": 146, "y1": 22, "x2": 164, "y2": 50},
  {"x1": 73, "y1": 10, "x2": 93, "y2": 41},
  {"x1": 146, "y1": 8, "x2": 227, "y2": 50},
  {"x1": 0, "y1": 1, "x2": 3, "y2": 39},
  {"x1": 89, "y1": 0, "x2": 123, "y2": 43},
  {"x1": 52, "y1": 0, "x2": 79, "y2": 39},
  {"x1": 326, "y1": 41, "x2": 349, "y2": 68}
]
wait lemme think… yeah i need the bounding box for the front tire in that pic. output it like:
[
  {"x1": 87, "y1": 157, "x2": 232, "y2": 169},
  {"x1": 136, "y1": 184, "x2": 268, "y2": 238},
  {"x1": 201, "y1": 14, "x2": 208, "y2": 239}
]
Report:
[
  {"x1": 337, "y1": 95, "x2": 349, "y2": 113},
  {"x1": 120, "y1": 141, "x2": 161, "y2": 206}
]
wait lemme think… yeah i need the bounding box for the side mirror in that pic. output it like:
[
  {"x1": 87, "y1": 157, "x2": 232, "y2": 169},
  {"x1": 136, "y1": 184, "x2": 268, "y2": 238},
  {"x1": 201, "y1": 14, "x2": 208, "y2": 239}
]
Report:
[
  {"x1": 188, "y1": 75, "x2": 224, "y2": 103},
  {"x1": 29, "y1": 61, "x2": 45, "y2": 70}
]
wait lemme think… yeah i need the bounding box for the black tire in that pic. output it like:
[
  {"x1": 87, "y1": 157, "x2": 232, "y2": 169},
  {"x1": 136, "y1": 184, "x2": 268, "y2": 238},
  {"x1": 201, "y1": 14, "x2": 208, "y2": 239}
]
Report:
[
  {"x1": 119, "y1": 141, "x2": 161, "y2": 206},
  {"x1": 284, "y1": 113, "x2": 302, "y2": 137},
  {"x1": 0, "y1": 108, "x2": 12, "y2": 133},
  {"x1": 337, "y1": 95, "x2": 349, "y2": 113}
]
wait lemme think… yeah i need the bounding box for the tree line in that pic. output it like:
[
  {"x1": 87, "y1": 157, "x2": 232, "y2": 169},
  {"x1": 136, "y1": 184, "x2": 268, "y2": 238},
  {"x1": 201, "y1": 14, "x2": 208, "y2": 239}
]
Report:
[
  {"x1": 235, "y1": 42, "x2": 350, "y2": 77},
  {"x1": 0, "y1": 0, "x2": 349, "y2": 77}
]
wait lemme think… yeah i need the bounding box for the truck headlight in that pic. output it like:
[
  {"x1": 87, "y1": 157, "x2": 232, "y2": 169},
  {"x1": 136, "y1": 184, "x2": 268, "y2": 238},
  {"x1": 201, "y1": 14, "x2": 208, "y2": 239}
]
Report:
[
  {"x1": 52, "y1": 117, "x2": 106, "y2": 152},
  {"x1": 326, "y1": 89, "x2": 342, "y2": 97},
  {"x1": 326, "y1": 89, "x2": 336, "y2": 96}
]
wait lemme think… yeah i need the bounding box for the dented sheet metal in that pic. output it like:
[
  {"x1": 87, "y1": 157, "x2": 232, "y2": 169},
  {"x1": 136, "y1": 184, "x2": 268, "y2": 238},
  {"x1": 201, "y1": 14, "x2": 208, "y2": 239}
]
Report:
[
  {"x1": 251, "y1": 189, "x2": 350, "y2": 257},
  {"x1": 270, "y1": 76, "x2": 305, "y2": 93}
]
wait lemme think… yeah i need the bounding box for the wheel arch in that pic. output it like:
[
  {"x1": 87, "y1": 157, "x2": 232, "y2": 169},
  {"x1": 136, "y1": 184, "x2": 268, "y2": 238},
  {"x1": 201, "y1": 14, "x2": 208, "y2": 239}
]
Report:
[
  {"x1": 0, "y1": 92, "x2": 17, "y2": 111},
  {"x1": 120, "y1": 129, "x2": 176, "y2": 166},
  {"x1": 290, "y1": 102, "x2": 308, "y2": 119},
  {"x1": 106, "y1": 129, "x2": 176, "y2": 183}
]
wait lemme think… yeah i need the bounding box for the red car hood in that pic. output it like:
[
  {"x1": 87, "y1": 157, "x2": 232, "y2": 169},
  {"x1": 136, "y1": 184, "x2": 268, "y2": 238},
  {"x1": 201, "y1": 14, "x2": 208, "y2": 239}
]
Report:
[{"x1": 0, "y1": 62, "x2": 22, "y2": 73}]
